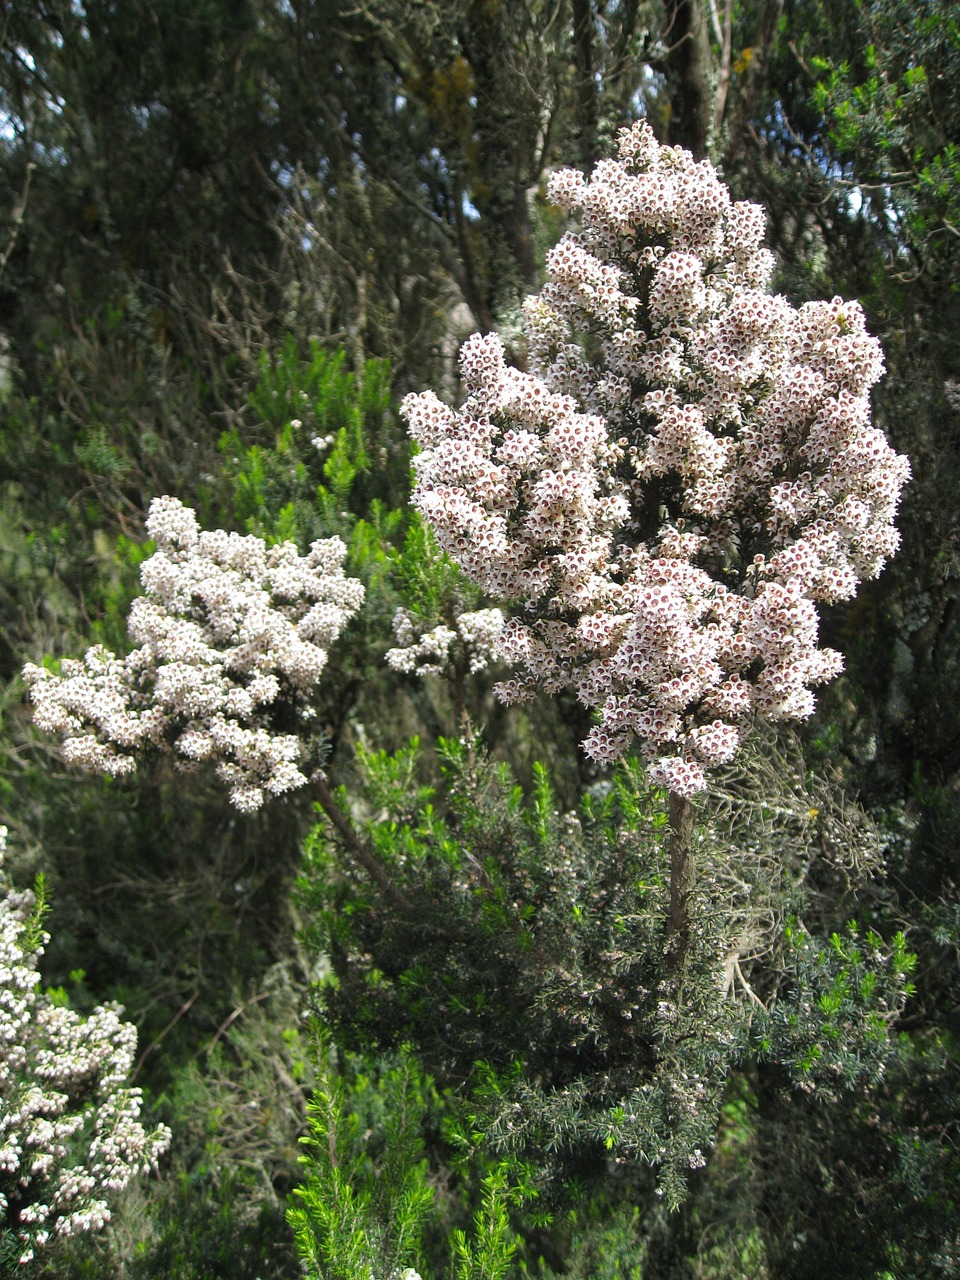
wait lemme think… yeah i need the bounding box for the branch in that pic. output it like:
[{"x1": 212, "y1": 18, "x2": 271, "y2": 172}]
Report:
[
  {"x1": 712, "y1": 0, "x2": 734, "y2": 135},
  {"x1": 0, "y1": 160, "x2": 34, "y2": 289},
  {"x1": 310, "y1": 772, "x2": 416, "y2": 914},
  {"x1": 668, "y1": 791, "x2": 696, "y2": 969}
]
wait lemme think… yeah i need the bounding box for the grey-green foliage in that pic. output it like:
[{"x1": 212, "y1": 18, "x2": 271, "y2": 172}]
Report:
[
  {"x1": 755, "y1": 918, "x2": 916, "y2": 1091},
  {"x1": 297, "y1": 728, "x2": 915, "y2": 1232}
]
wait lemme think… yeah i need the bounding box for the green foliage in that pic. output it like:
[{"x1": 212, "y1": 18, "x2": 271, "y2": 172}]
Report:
[
  {"x1": 219, "y1": 337, "x2": 486, "y2": 632},
  {"x1": 811, "y1": 3, "x2": 960, "y2": 263},
  {"x1": 18, "y1": 871, "x2": 49, "y2": 955},
  {"x1": 288, "y1": 1027, "x2": 531, "y2": 1280},
  {"x1": 213, "y1": 336, "x2": 504, "y2": 758},
  {"x1": 224, "y1": 341, "x2": 397, "y2": 546},
  {"x1": 386, "y1": 518, "x2": 484, "y2": 635},
  {"x1": 450, "y1": 1166, "x2": 520, "y2": 1280},
  {"x1": 43, "y1": 1171, "x2": 295, "y2": 1280},
  {"x1": 42, "y1": 968, "x2": 312, "y2": 1280},
  {"x1": 289, "y1": 1032, "x2": 435, "y2": 1279},
  {"x1": 526, "y1": 1202, "x2": 646, "y2": 1280}
]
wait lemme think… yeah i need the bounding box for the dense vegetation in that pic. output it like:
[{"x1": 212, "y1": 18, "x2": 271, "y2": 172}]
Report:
[{"x1": 1, "y1": 0, "x2": 957, "y2": 1275}]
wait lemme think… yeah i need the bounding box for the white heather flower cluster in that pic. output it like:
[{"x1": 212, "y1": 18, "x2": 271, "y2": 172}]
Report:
[
  {"x1": 23, "y1": 497, "x2": 365, "y2": 812},
  {"x1": 385, "y1": 606, "x2": 505, "y2": 677},
  {"x1": 0, "y1": 827, "x2": 170, "y2": 1264},
  {"x1": 402, "y1": 121, "x2": 910, "y2": 796}
]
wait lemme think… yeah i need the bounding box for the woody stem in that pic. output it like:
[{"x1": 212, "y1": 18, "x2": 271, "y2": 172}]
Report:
[{"x1": 668, "y1": 791, "x2": 695, "y2": 968}]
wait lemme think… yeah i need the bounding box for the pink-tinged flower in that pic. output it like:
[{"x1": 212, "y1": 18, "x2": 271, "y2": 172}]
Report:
[{"x1": 402, "y1": 120, "x2": 909, "y2": 792}]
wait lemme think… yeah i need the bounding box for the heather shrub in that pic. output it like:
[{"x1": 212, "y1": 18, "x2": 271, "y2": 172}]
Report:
[
  {"x1": 0, "y1": 828, "x2": 169, "y2": 1271},
  {"x1": 23, "y1": 497, "x2": 364, "y2": 812},
  {"x1": 18, "y1": 122, "x2": 918, "y2": 1280},
  {"x1": 402, "y1": 120, "x2": 910, "y2": 794}
]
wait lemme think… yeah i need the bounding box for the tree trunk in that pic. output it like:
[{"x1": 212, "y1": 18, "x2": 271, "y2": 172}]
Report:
[
  {"x1": 663, "y1": 0, "x2": 714, "y2": 158},
  {"x1": 571, "y1": 0, "x2": 599, "y2": 168}
]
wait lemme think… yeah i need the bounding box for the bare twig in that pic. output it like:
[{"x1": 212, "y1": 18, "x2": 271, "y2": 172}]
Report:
[{"x1": 0, "y1": 160, "x2": 34, "y2": 289}]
